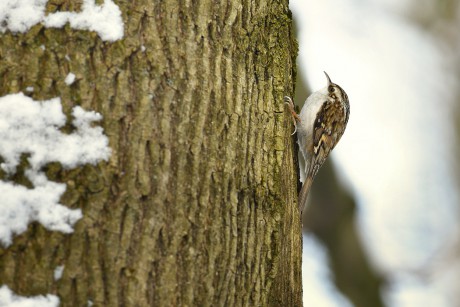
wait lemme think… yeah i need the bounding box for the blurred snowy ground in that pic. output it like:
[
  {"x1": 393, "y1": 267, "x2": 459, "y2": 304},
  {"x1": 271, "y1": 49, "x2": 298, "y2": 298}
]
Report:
[
  {"x1": 302, "y1": 235, "x2": 353, "y2": 307},
  {"x1": 290, "y1": 0, "x2": 460, "y2": 306}
]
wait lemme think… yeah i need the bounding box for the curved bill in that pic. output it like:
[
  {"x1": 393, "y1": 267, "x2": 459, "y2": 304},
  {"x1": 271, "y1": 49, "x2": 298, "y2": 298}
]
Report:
[{"x1": 323, "y1": 71, "x2": 332, "y2": 85}]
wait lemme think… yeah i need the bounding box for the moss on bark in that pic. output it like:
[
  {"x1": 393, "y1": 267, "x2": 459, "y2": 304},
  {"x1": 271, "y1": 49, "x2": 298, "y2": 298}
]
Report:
[{"x1": 0, "y1": 0, "x2": 301, "y2": 306}]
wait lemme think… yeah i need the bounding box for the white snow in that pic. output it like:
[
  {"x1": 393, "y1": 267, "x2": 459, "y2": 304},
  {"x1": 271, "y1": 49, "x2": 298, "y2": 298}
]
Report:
[
  {"x1": 53, "y1": 265, "x2": 64, "y2": 281},
  {"x1": 25, "y1": 87, "x2": 34, "y2": 92},
  {"x1": 0, "y1": 0, "x2": 47, "y2": 33},
  {"x1": 64, "y1": 73, "x2": 76, "y2": 85},
  {"x1": 0, "y1": 285, "x2": 59, "y2": 307},
  {"x1": 0, "y1": 92, "x2": 111, "y2": 246},
  {"x1": 0, "y1": 0, "x2": 124, "y2": 42}
]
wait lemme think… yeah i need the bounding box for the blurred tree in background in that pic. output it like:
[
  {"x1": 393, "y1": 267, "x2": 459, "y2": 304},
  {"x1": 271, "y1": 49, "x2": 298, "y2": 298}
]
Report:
[{"x1": 295, "y1": 1, "x2": 460, "y2": 306}]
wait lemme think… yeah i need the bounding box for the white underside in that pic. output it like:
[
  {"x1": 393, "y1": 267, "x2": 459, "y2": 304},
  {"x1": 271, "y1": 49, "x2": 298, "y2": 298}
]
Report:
[{"x1": 297, "y1": 87, "x2": 329, "y2": 174}]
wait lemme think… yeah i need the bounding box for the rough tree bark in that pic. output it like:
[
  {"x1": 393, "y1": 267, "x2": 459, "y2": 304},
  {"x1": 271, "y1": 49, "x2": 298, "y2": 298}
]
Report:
[{"x1": 0, "y1": 0, "x2": 302, "y2": 306}]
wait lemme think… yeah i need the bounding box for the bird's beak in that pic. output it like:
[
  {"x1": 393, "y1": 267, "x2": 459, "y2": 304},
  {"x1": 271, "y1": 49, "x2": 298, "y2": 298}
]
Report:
[{"x1": 324, "y1": 71, "x2": 332, "y2": 85}]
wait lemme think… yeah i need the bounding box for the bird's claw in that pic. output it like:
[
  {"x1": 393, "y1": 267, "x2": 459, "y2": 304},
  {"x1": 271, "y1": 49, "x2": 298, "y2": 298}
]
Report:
[{"x1": 284, "y1": 96, "x2": 300, "y2": 135}]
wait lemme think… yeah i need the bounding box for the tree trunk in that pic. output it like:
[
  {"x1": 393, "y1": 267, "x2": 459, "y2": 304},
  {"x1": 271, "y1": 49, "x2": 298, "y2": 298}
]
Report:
[{"x1": 0, "y1": 0, "x2": 301, "y2": 306}]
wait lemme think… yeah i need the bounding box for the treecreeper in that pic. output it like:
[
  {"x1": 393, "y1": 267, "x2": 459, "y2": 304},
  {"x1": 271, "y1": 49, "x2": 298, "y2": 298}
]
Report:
[{"x1": 285, "y1": 72, "x2": 350, "y2": 214}]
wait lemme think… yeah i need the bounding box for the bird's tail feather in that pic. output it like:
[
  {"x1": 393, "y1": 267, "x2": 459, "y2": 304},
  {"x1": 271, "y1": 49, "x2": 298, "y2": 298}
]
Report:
[{"x1": 299, "y1": 177, "x2": 313, "y2": 214}]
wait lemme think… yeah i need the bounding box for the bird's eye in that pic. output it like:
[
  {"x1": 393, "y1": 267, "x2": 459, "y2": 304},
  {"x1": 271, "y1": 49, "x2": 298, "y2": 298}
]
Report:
[{"x1": 328, "y1": 86, "x2": 334, "y2": 92}]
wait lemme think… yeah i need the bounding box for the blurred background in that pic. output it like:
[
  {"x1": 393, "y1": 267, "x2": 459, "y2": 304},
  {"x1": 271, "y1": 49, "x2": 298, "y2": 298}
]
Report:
[{"x1": 288, "y1": 0, "x2": 460, "y2": 306}]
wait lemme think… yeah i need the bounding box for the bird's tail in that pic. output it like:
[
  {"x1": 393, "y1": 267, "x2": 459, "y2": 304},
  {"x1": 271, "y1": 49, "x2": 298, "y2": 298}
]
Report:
[{"x1": 299, "y1": 177, "x2": 313, "y2": 214}]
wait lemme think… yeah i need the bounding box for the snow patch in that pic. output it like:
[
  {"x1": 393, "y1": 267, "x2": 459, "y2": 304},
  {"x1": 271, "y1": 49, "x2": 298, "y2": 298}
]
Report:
[
  {"x1": 53, "y1": 265, "x2": 64, "y2": 281},
  {"x1": 0, "y1": 285, "x2": 59, "y2": 307},
  {"x1": 0, "y1": 0, "x2": 124, "y2": 42},
  {"x1": 64, "y1": 73, "x2": 76, "y2": 85},
  {"x1": 0, "y1": 92, "x2": 111, "y2": 246}
]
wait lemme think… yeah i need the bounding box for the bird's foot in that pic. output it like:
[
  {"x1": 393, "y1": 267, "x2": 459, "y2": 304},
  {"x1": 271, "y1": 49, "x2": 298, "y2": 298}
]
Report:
[{"x1": 284, "y1": 96, "x2": 300, "y2": 135}]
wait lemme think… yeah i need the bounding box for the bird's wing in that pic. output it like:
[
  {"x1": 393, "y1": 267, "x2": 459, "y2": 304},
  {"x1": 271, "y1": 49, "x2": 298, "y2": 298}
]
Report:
[{"x1": 299, "y1": 102, "x2": 344, "y2": 213}]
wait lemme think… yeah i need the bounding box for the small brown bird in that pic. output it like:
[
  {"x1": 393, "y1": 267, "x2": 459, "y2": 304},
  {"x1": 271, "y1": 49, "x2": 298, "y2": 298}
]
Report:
[{"x1": 285, "y1": 72, "x2": 350, "y2": 213}]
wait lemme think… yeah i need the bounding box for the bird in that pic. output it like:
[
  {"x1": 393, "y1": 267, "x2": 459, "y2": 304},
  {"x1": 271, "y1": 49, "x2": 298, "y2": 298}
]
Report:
[{"x1": 285, "y1": 72, "x2": 350, "y2": 214}]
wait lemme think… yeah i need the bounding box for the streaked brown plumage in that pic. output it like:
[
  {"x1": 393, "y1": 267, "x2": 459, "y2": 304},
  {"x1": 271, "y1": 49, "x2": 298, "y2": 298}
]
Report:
[{"x1": 285, "y1": 72, "x2": 350, "y2": 213}]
